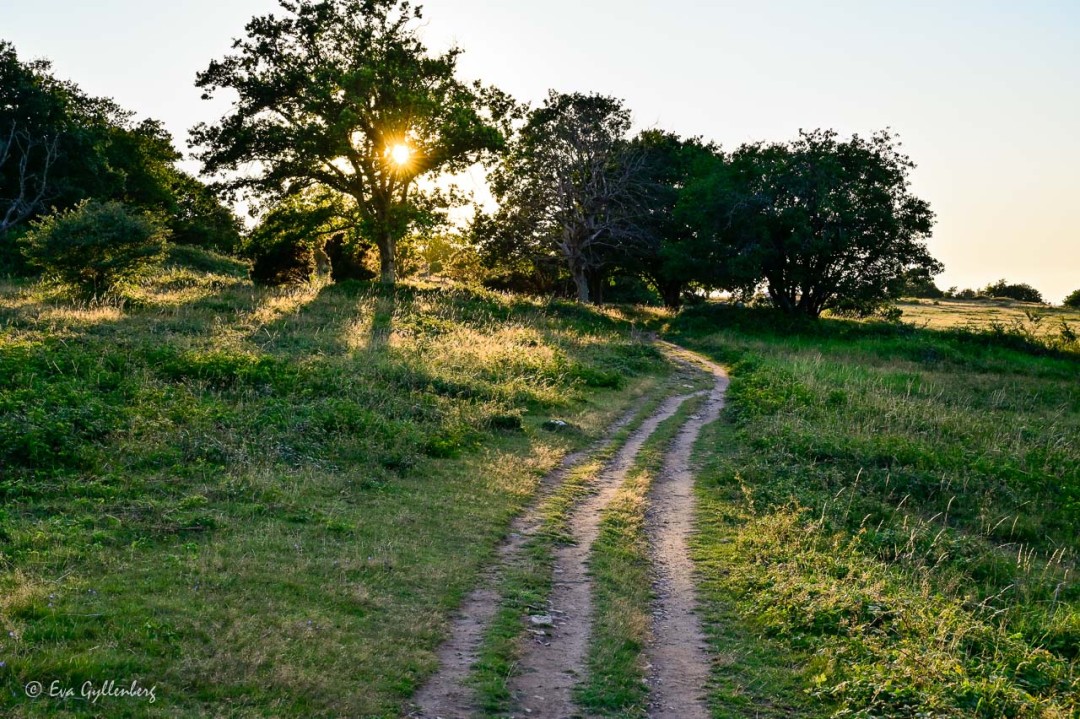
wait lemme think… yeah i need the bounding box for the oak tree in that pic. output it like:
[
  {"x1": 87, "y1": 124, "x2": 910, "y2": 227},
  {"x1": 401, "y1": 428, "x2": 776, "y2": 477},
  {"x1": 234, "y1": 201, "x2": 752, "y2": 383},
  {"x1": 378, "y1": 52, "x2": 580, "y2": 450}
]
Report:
[
  {"x1": 689, "y1": 129, "x2": 939, "y2": 317},
  {"x1": 191, "y1": 0, "x2": 509, "y2": 284},
  {"x1": 486, "y1": 92, "x2": 647, "y2": 304}
]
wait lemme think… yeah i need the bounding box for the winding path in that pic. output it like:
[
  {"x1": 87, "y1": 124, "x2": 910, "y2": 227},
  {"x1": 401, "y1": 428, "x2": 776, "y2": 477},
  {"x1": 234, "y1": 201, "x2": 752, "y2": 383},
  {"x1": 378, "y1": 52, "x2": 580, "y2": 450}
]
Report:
[{"x1": 409, "y1": 344, "x2": 728, "y2": 719}]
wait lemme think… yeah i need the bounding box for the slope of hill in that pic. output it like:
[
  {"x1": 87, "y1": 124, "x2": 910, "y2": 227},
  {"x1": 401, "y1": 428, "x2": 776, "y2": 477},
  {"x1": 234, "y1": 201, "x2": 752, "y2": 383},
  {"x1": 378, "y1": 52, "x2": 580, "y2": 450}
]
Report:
[
  {"x1": 2, "y1": 260, "x2": 1077, "y2": 718},
  {"x1": 0, "y1": 260, "x2": 666, "y2": 717},
  {"x1": 668, "y1": 305, "x2": 1079, "y2": 718}
]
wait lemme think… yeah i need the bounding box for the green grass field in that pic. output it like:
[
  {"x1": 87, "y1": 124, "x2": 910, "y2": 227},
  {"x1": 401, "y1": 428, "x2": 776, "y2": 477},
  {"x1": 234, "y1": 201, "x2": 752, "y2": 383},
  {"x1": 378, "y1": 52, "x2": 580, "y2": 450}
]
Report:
[
  {"x1": 0, "y1": 257, "x2": 666, "y2": 717},
  {"x1": 668, "y1": 305, "x2": 1079, "y2": 718},
  {"x1": 2, "y1": 258, "x2": 1077, "y2": 718}
]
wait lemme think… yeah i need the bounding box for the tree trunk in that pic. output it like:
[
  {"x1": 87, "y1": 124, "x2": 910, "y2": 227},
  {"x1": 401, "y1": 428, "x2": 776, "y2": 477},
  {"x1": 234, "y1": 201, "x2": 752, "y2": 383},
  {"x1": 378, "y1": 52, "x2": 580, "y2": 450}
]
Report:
[
  {"x1": 571, "y1": 262, "x2": 591, "y2": 304},
  {"x1": 587, "y1": 269, "x2": 606, "y2": 306},
  {"x1": 376, "y1": 232, "x2": 396, "y2": 285},
  {"x1": 768, "y1": 286, "x2": 789, "y2": 313},
  {"x1": 658, "y1": 279, "x2": 683, "y2": 309}
]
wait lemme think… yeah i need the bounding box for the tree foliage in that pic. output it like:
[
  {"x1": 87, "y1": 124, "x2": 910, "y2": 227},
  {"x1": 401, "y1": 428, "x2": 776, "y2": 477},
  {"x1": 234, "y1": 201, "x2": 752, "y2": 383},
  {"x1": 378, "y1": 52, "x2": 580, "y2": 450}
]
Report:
[
  {"x1": 1064, "y1": 289, "x2": 1080, "y2": 309},
  {"x1": 191, "y1": 0, "x2": 510, "y2": 284},
  {"x1": 484, "y1": 91, "x2": 648, "y2": 303},
  {"x1": 629, "y1": 130, "x2": 723, "y2": 307},
  {"x1": 0, "y1": 41, "x2": 240, "y2": 268},
  {"x1": 19, "y1": 199, "x2": 168, "y2": 294},
  {"x1": 891, "y1": 266, "x2": 945, "y2": 299},
  {"x1": 685, "y1": 129, "x2": 939, "y2": 317},
  {"x1": 244, "y1": 192, "x2": 354, "y2": 286},
  {"x1": 982, "y1": 279, "x2": 1044, "y2": 304}
]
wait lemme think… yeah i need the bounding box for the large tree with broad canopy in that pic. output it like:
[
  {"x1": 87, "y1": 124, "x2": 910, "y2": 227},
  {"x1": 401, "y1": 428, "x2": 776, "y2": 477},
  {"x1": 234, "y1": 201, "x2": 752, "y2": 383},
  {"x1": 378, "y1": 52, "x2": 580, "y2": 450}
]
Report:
[{"x1": 191, "y1": 0, "x2": 511, "y2": 284}]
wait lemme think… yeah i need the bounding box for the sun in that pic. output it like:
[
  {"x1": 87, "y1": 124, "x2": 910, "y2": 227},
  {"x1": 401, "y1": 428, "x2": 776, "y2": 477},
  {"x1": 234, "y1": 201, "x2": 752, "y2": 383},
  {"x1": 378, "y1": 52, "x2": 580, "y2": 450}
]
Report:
[{"x1": 388, "y1": 143, "x2": 412, "y2": 168}]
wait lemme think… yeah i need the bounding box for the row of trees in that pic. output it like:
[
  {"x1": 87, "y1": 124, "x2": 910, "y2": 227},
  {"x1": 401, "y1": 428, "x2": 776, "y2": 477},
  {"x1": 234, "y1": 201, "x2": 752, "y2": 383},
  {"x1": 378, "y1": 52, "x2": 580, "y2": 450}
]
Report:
[
  {"x1": 5, "y1": 0, "x2": 952, "y2": 317},
  {"x1": 0, "y1": 41, "x2": 240, "y2": 275},
  {"x1": 185, "y1": 0, "x2": 941, "y2": 318},
  {"x1": 894, "y1": 272, "x2": 1064, "y2": 305}
]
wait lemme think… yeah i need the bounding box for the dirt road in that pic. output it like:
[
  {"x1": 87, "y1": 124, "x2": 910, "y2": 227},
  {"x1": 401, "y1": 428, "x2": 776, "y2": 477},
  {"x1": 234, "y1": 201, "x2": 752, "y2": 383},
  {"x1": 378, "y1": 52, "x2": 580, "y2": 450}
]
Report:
[{"x1": 410, "y1": 345, "x2": 728, "y2": 719}]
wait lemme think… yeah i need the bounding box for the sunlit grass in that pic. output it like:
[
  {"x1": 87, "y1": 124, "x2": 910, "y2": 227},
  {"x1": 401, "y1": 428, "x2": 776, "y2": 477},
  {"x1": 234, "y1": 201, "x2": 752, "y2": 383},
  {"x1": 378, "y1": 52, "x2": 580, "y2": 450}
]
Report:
[
  {"x1": 0, "y1": 254, "x2": 666, "y2": 717},
  {"x1": 898, "y1": 298, "x2": 1080, "y2": 336},
  {"x1": 672, "y1": 303, "x2": 1079, "y2": 718}
]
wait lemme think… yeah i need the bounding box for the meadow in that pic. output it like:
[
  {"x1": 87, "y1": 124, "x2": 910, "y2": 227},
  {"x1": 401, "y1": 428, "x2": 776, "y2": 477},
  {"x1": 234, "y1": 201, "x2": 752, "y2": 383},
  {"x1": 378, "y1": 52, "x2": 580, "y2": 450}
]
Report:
[
  {"x1": 898, "y1": 298, "x2": 1080, "y2": 337},
  {"x1": 2, "y1": 255, "x2": 1078, "y2": 718},
  {"x1": 0, "y1": 250, "x2": 666, "y2": 717},
  {"x1": 667, "y1": 306, "x2": 1079, "y2": 718}
]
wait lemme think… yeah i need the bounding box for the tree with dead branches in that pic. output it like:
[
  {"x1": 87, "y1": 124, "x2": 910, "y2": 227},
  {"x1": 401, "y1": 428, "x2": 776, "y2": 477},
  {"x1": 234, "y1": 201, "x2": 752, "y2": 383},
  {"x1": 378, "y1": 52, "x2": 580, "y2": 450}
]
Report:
[{"x1": 486, "y1": 91, "x2": 650, "y2": 304}]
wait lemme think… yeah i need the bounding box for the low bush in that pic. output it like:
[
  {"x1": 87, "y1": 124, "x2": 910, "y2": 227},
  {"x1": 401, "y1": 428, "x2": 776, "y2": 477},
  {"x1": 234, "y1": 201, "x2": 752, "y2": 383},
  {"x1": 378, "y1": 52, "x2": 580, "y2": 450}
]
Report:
[
  {"x1": 19, "y1": 200, "x2": 168, "y2": 295},
  {"x1": 983, "y1": 278, "x2": 1044, "y2": 303}
]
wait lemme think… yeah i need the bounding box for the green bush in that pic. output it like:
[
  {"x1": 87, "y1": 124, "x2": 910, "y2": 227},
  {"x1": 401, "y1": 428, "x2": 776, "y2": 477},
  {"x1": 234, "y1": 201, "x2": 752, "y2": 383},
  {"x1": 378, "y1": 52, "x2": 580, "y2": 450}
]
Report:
[
  {"x1": 1064, "y1": 288, "x2": 1080, "y2": 309},
  {"x1": 983, "y1": 278, "x2": 1044, "y2": 303},
  {"x1": 19, "y1": 200, "x2": 168, "y2": 294},
  {"x1": 250, "y1": 239, "x2": 317, "y2": 286},
  {"x1": 243, "y1": 200, "x2": 326, "y2": 286}
]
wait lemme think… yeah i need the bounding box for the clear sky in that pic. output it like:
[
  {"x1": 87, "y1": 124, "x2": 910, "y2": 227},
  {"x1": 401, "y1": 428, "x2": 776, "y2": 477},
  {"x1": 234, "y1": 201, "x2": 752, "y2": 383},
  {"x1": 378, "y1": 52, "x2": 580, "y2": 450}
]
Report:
[{"x1": 5, "y1": 0, "x2": 1078, "y2": 301}]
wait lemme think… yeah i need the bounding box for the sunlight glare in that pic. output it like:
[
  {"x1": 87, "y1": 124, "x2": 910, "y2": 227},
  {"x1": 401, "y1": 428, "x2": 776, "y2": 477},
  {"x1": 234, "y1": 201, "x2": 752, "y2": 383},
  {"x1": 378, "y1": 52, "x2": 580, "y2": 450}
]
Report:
[{"x1": 389, "y1": 143, "x2": 412, "y2": 167}]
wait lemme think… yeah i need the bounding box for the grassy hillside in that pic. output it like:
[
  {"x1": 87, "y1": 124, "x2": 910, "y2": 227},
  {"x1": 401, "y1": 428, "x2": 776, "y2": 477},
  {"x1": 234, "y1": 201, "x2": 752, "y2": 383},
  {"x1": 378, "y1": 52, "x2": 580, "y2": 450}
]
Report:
[
  {"x1": 0, "y1": 258, "x2": 666, "y2": 717},
  {"x1": 667, "y1": 306, "x2": 1079, "y2": 718},
  {"x1": 3, "y1": 261, "x2": 1077, "y2": 718}
]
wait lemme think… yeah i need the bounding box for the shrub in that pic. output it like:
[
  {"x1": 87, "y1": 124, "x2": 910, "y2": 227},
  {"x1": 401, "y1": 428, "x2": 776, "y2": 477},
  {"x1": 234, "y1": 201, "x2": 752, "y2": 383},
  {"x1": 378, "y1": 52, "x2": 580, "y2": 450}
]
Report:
[
  {"x1": 19, "y1": 200, "x2": 169, "y2": 294},
  {"x1": 243, "y1": 197, "x2": 344, "y2": 286},
  {"x1": 324, "y1": 233, "x2": 376, "y2": 282},
  {"x1": 1064, "y1": 288, "x2": 1080, "y2": 309},
  {"x1": 983, "y1": 279, "x2": 1044, "y2": 303},
  {"x1": 250, "y1": 237, "x2": 317, "y2": 286},
  {"x1": 892, "y1": 267, "x2": 945, "y2": 299}
]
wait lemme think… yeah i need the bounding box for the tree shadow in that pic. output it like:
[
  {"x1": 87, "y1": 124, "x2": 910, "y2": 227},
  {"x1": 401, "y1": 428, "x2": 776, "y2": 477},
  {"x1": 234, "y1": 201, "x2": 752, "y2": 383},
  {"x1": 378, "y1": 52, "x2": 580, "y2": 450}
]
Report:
[{"x1": 368, "y1": 289, "x2": 395, "y2": 351}]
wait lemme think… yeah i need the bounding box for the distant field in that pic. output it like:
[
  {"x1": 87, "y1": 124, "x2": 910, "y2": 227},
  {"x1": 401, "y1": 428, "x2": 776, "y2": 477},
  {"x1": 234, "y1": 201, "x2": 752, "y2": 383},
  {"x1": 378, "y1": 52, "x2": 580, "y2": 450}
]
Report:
[{"x1": 897, "y1": 297, "x2": 1080, "y2": 335}]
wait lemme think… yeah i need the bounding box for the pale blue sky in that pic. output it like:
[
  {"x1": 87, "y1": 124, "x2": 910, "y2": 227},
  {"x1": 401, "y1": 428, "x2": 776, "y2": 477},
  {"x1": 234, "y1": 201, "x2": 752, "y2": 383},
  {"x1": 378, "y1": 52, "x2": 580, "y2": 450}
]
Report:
[{"x1": 5, "y1": 0, "x2": 1078, "y2": 301}]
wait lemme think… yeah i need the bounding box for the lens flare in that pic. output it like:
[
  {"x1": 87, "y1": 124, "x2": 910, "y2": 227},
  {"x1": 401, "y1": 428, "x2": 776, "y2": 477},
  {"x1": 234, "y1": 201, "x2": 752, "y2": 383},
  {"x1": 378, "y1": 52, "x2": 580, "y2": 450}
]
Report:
[{"x1": 388, "y1": 143, "x2": 412, "y2": 167}]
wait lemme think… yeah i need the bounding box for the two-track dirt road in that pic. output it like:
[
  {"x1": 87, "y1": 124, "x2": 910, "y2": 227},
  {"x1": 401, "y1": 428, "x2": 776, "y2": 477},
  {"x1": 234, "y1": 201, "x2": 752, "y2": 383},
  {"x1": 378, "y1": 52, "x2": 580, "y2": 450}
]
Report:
[{"x1": 410, "y1": 345, "x2": 728, "y2": 719}]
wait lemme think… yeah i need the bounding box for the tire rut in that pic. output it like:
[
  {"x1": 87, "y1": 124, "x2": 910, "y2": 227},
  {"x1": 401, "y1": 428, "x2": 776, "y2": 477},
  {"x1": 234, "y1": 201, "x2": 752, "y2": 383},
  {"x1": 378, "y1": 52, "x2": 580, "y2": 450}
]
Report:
[
  {"x1": 507, "y1": 389, "x2": 703, "y2": 719},
  {"x1": 645, "y1": 352, "x2": 729, "y2": 719},
  {"x1": 410, "y1": 346, "x2": 730, "y2": 719},
  {"x1": 409, "y1": 390, "x2": 657, "y2": 719}
]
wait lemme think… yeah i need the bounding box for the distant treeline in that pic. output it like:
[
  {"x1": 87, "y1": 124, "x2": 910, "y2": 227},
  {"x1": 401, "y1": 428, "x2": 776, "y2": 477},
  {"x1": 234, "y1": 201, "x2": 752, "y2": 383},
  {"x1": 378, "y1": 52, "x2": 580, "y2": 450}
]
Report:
[
  {"x1": 2, "y1": 1, "x2": 1072, "y2": 314},
  {"x1": 0, "y1": 42, "x2": 241, "y2": 273}
]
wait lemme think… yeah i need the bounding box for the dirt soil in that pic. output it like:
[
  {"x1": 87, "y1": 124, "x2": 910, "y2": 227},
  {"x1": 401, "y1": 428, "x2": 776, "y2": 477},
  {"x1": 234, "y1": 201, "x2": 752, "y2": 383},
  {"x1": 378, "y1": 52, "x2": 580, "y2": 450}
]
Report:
[
  {"x1": 508, "y1": 389, "x2": 703, "y2": 719},
  {"x1": 645, "y1": 354, "x2": 729, "y2": 719},
  {"x1": 409, "y1": 346, "x2": 729, "y2": 719},
  {"x1": 409, "y1": 393, "x2": 651, "y2": 719}
]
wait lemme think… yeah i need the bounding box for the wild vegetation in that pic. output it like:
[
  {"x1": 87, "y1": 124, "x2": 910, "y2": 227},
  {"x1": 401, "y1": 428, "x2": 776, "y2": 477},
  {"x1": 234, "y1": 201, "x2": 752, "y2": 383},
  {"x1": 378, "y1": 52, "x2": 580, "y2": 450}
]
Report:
[
  {"x1": 1, "y1": 0, "x2": 1076, "y2": 716},
  {"x1": 0, "y1": 253, "x2": 665, "y2": 716},
  {"x1": 0, "y1": 42, "x2": 240, "y2": 274},
  {"x1": 668, "y1": 307, "x2": 1079, "y2": 718}
]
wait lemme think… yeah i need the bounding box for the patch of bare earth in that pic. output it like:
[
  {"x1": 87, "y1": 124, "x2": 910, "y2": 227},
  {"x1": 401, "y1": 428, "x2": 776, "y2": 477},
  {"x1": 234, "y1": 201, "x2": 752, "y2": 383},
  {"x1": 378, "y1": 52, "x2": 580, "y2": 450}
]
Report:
[
  {"x1": 410, "y1": 346, "x2": 731, "y2": 719},
  {"x1": 507, "y1": 389, "x2": 702, "y2": 719},
  {"x1": 645, "y1": 354, "x2": 729, "y2": 719}
]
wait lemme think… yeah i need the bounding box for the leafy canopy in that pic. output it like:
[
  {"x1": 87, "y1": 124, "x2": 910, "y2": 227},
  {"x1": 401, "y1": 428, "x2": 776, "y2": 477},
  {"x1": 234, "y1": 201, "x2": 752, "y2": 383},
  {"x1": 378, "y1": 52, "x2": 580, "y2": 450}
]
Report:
[
  {"x1": 485, "y1": 91, "x2": 646, "y2": 303},
  {"x1": 0, "y1": 41, "x2": 240, "y2": 263},
  {"x1": 982, "y1": 279, "x2": 1044, "y2": 304},
  {"x1": 191, "y1": 0, "x2": 512, "y2": 283},
  {"x1": 685, "y1": 129, "x2": 939, "y2": 317},
  {"x1": 631, "y1": 130, "x2": 724, "y2": 307}
]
